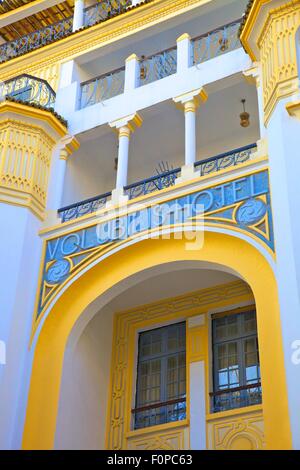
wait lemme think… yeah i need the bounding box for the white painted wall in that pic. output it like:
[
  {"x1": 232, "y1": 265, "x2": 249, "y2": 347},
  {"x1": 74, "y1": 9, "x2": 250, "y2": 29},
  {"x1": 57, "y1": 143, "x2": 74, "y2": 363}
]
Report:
[
  {"x1": 0, "y1": 203, "x2": 43, "y2": 449},
  {"x1": 55, "y1": 305, "x2": 113, "y2": 449},
  {"x1": 266, "y1": 97, "x2": 300, "y2": 449}
]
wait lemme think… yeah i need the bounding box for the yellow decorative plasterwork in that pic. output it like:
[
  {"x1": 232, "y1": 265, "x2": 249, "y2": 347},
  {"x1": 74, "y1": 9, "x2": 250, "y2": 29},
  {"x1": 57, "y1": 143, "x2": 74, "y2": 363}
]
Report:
[
  {"x1": 0, "y1": 101, "x2": 69, "y2": 218},
  {"x1": 241, "y1": 0, "x2": 300, "y2": 124},
  {"x1": 207, "y1": 406, "x2": 265, "y2": 450},
  {"x1": 0, "y1": 119, "x2": 54, "y2": 218},
  {"x1": 127, "y1": 422, "x2": 190, "y2": 450},
  {"x1": 106, "y1": 280, "x2": 253, "y2": 450}
]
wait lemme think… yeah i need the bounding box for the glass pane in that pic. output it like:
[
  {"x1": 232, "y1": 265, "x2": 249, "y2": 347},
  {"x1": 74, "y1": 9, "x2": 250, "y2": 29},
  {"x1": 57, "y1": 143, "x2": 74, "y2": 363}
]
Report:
[
  {"x1": 135, "y1": 322, "x2": 186, "y2": 430},
  {"x1": 212, "y1": 310, "x2": 261, "y2": 414},
  {"x1": 243, "y1": 311, "x2": 257, "y2": 334}
]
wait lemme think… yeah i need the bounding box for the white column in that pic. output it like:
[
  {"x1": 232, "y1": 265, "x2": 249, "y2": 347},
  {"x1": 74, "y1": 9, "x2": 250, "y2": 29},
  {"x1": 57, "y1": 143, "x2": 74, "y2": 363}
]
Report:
[
  {"x1": 45, "y1": 138, "x2": 79, "y2": 225},
  {"x1": 125, "y1": 54, "x2": 140, "y2": 91},
  {"x1": 116, "y1": 126, "x2": 130, "y2": 189},
  {"x1": 173, "y1": 88, "x2": 207, "y2": 183},
  {"x1": 109, "y1": 113, "x2": 143, "y2": 206},
  {"x1": 184, "y1": 100, "x2": 197, "y2": 166},
  {"x1": 176, "y1": 33, "x2": 192, "y2": 72},
  {"x1": 73, "y1": 0, "x2": 85, "y2": 32}
]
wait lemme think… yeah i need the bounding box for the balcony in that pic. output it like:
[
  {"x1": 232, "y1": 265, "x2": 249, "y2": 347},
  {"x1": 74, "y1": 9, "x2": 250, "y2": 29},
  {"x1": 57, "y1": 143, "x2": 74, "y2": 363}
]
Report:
[
  {"x1": 58, "y1": 143, "x2": 257, "y2": 223},
  {"x1": 0, "y1": 74, "x2": 56, "y2": 109},
  {"x1": 79, "y1": 19, "x2": 242, "y2": 109},
  {"x1": 0, "y1": 0, "x2": 133, "y2": 64}
]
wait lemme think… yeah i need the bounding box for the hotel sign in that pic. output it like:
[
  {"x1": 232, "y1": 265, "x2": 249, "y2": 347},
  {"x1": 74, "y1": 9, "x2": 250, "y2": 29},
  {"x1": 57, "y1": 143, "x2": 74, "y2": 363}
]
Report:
[{"x1": 36, "y1": 170, "x2": 273, "y2": 319}]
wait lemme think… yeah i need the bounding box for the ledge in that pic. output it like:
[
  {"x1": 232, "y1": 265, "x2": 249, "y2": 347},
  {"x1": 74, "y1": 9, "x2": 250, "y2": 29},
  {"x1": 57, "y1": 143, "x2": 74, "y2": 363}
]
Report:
[
  {"x1": 286, "y1": 100, "x2": 300, "y2": 120},
  {"x1": 0, "y1": 98, "x2": 68, "y2": 136}
]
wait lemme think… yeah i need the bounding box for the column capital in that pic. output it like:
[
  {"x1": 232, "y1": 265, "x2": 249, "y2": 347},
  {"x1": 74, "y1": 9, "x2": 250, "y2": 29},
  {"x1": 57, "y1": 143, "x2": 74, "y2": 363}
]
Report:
[
  {"x1": 126, "y1": 53, "x2": 139, "y2": 63},
  {"x1": 173, "y1": 87, "x2": 208, "y2": 112},
  {"x1": 286, "y1": 100, "x2": 300, "y2": 120},
  {"x1": 109, "y1": 113, "x2": 143, "y2": 133},
  {"x1": 243, "y1": 63, "x2": 262, "y2": 88},
  {"x1": 59, "y1": 134, "x2": 80, "y2": 160},
  {"x1": 176, "y1": 32, "x2": 191, "y2": 43}
]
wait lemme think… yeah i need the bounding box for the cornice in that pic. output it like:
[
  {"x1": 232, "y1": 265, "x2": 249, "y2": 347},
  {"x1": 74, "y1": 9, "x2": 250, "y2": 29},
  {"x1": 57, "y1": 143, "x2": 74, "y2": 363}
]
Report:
[{"x1": 0, "y1": 99, "x2": 68, "y2": 136}]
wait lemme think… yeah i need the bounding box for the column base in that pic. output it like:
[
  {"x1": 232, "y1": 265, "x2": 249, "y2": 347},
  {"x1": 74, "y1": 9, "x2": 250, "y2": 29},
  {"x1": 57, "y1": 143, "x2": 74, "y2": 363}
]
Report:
[
  {"x1": 175, "y1": 164, "x2": 200, "y2": 185},
  {"x1": 106, "y1": 188, "x2": 129, "y2": 208}
]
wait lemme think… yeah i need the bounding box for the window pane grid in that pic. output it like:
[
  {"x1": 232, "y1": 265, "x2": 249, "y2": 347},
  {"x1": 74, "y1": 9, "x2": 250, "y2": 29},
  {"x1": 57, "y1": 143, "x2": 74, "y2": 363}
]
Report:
[
  {"x1": 134, "y1": 323, "x2": 186, "y2": 430},
  {"x1": 212, "y1": 310, "x2": 262, "y2": 413}
]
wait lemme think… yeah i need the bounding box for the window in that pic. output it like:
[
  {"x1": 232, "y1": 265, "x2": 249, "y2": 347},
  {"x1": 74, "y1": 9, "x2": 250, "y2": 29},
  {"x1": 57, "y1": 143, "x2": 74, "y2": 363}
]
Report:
[
  {"x1": 211, "y1": 309, "x2": 262, "y2": 413},
  {"x1": 133, "y1": 322, "x2": 186, "y2": 430},
  {"x1": 8, "y1": 86, "x2": 32, "y2": 102}
]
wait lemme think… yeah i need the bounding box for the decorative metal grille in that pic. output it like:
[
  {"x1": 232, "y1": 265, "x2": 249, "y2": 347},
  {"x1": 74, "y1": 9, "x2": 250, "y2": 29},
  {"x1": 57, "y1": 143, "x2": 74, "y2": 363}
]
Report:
[
  {"x1": 125, "y1": 168, "x2": 180, "y2": 199},
  {"x1": 58, "y1": 192, "x2": 111, "y2": 223},
  {"x1": 0, "y1": 74, "x2": 56, "y2": 109},
  {"x1": 57, "y1": 144, "x2": 257, "y2": 223},
  {"x1": 0, "y1": 1, "x2": 132, "y2": 63},
  {"x1": 195, "y1": 144, "x2": 256, "y2": 176},
  {"x1": 192, "y1": 20, "x2": 242, "y2": 66},
  {"x1": 139, "y1": 47, "x2": 177, "y2": 86},
  {"x1": 0, "y1": 16, "x2": 73, "y2": 64},
  {"x1": 83, "y1": 0, "x2": 132, "y2": 27},
  {"x1": 80, "y1": 67, "x2": 125, "y2": 108}
]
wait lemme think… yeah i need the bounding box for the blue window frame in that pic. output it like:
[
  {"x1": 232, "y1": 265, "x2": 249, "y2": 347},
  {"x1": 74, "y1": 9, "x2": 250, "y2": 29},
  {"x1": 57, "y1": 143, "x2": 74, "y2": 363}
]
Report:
[
  {"x1": 211, "y1": 309, "x2": 262, "y2": 413},
  {"x1": 133, "y1": 322, "x2": 186, "y2": 430}
]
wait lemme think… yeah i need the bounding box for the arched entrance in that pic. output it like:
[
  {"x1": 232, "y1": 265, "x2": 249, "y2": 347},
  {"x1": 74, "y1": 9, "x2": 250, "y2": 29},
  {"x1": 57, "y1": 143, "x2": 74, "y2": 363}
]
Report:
[{"x1": 22, "y1": 231, "x2": 291, "y2": 450}]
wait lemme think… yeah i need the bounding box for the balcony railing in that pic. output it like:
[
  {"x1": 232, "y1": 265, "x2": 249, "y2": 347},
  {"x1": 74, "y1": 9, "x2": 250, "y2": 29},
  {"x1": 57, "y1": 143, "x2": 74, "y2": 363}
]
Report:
[
  {"x1": 80, "y1": 67, "x2": 125, "y2": 108},
  {"x1": 192, "y1": 19, "x2": 242, "y2": 65},
  {"x1": 0, "y1": 1, "x2": 132, "y2": 64},
  {"x1": 58, "y1": 144, "x2": 257, "y2": 223},
  {"x1": 139, "y1": 46, "x2": 177, "y2": 86},
  {"x1": 79, "y1": 19, "x2": 242, "y2": 109},
  {"x1": 132, "y1": 397, "x2": 186, "y2": 430},
  {"x1": 0, "y1": 74, "x2": 56, "y2": 109},
  {"x1": 210, "y1": 382, "x2": 262, "y2": 413},
  {"x1": 84, "y1": 0, "x2": 132, "y2": 27}
]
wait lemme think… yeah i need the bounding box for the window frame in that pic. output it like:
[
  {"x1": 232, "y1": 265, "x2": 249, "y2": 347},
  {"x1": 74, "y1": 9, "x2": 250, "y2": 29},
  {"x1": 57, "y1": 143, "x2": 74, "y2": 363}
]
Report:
[
  {"x1": 210, "y1": 306, "x2": 262, "y2": 413},
  {"x1": 133, "y1": 321, "x2": 187, "y2": 430}
]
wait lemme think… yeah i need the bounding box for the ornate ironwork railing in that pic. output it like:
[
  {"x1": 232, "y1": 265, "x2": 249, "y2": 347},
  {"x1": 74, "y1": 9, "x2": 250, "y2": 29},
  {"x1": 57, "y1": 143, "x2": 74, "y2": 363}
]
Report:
[
  {"x1": 132, "y1": 397, "x2": 186, "y2": 430},
  {"x1": 80, "y1": 67, "x2": 125, "y2": 108},
  {"x1": 0, "y1": 74, "x2": 56, "y2": 109},
  {"x1": 192, "y1": 19, "x2": 242, "y2": 66},
  {"x1": 83, "y1": 0, "x2": 132, "y2": 27},
  {"x1": 0, "y1": 1, "x2": 132, "y2": 64},
  {"x1": 58, "y1": 144, "x2": 257, "y2": 222},
  {"x1": 139, "y1": 46, "x2": 177, "y2": 86},
  {"x1": 58, "y1": 191, "x2": 112, "y2": 223},
  {"x1": 125, "y1": 168, "x2": 180, "y2": 199},
  {"x1": 0, "y1": 16, "x2": 73, "y2": 64},
  {"x1": 210, "y1": 382, "x2": 262, "y2": 413},
  {"x1": 194, "y1": 143, "x2": 256, "y2": 176}
]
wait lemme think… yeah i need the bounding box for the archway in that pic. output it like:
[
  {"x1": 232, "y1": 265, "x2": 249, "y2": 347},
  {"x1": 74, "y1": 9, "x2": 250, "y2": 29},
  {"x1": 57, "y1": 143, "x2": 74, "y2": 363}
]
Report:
[{"x1": 22, "y1": 231, "x2": 291, "y2": 450}]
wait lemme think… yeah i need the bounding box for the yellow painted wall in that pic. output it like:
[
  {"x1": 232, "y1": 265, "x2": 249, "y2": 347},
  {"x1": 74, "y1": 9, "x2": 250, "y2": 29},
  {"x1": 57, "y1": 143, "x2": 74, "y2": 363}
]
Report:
[{"x1": 22, "y1": 232, "x2": 291, "y2": 450}]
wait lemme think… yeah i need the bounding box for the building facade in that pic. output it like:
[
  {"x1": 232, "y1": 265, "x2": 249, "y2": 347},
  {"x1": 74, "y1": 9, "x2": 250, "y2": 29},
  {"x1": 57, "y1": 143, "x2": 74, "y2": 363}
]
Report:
[{"x1": 0, "y1": 0, "x2": 299, "y2": 450}]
